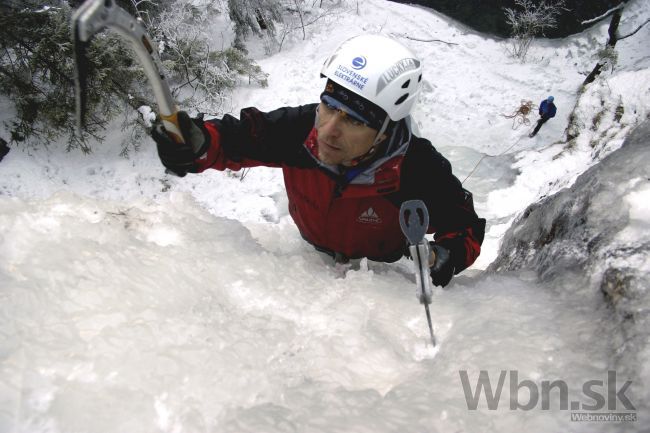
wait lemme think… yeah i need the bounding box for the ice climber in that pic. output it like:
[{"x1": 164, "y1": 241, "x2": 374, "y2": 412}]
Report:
[
  {"x1": 529, "y1": 95, "x2": 557, "y2": 137},
  {"x1": 151, "y1": 34, "x2": 486, "y2": 287}
]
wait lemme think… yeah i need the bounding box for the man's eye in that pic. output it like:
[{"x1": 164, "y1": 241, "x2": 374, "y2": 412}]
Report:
[
  {"x1": 345, "y1": 117, "x2": 364, "y2": 127},
  {"x1": 325, "y1": 103, "x2": 337, "y2": 111}
]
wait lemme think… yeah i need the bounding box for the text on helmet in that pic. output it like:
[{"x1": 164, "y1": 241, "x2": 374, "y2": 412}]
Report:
[{"x1": 377, "y1": 58, "x2": 420, "y2": 93}]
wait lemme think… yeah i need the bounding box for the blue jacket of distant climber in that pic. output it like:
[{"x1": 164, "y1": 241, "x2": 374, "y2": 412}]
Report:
[{"x1": 539, "y1": 99, "x2": 557, "y2": 119}]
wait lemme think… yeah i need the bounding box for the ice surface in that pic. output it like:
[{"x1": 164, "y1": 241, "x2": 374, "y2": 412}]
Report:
[{"x1": 0, "y1": 193, "x2": 620, "y2": 432}]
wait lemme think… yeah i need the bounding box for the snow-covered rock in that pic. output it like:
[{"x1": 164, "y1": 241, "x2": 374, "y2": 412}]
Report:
[
  {"x1": 490, "y1": 119, "x2": 649, "y2": 305},
  {"x1": 490, "y1": 119, "x2": 650, "y2": 414}
]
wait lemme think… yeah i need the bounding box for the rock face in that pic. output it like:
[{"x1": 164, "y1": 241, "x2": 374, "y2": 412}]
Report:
[
  {"x1": 490, "y1": 120, "x2": 650, "y2": 410},
  {"x1": 489, "y1": 120, "x2": 649, "y2": 307}
]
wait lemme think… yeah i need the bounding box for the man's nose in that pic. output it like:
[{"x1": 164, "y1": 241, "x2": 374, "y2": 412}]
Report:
[{"x1": 320, "y1": 113, "x2": 343, "y2": 138}]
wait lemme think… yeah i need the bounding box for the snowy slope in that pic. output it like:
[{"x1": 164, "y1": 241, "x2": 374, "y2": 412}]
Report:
[{"x1": 1, "y1": 0, "x2": 650, "y2": 431}]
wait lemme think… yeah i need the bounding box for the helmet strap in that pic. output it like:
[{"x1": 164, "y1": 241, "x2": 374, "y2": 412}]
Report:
[
  {"x1": 348, "y1": 146, "x2": 376, "y2": 167},
  {"x1": 373, "y1": 115, "x2": 391, "y2": 148}
]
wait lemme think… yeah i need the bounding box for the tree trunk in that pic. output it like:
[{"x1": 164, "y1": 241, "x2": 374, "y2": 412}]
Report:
[{"x1": 583, "y1": 8, "x2": 622, "y2": 85}]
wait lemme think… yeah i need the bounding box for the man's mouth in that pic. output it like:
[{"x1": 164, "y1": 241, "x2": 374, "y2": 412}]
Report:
[{"x1": 319, "y1": 140, "x2": 341, "y2": 151}]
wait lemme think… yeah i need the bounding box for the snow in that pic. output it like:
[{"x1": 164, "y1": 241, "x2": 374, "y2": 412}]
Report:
[
  {"x1": 137, "y1": 106, "x2": 157, "y2": 128},
  {"x1": 1, "y1": 0, "x2": 650, "y2": 431},
  {"x1": 0, "y1": 193, "x2": 618, "y2": 432}
]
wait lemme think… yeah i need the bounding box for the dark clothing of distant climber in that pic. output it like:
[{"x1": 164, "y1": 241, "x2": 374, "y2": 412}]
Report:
[{"x1": 530, "y1": 96, "x2": 557, "y2": 137}]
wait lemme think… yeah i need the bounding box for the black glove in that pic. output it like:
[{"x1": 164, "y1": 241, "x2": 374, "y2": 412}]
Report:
[
  {"x1": 430, "y1": 244, "x2": 455, "y2": 287},
  {"x1": 151, "y1": 111, "x2": 210, "y2": 177}
]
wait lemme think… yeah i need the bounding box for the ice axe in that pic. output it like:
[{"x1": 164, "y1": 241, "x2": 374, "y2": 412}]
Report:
[
  {"x1": 72, "y1": 0, "x2": 188, "y2": 146},
  {"x1": 399, "y1": 200, "x2": 436, "y2": 346}
]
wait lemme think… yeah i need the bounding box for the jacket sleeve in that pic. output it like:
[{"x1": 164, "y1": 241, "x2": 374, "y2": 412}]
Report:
[
  {"x1": 197, "y1": 104, "x2": 317, "y2": 172},
  {"x1": 400, "y1": 139, "x2": 486, "y2": 273}
]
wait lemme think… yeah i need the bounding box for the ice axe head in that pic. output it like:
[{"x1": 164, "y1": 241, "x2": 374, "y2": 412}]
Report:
[
  {"x1": 72, "y1": 0, "x2": 144, "y2": 134},
  {"x1": 399, "y1": 200, "x2": 430, "y2": 245},
  {"x1": 72, "y1": 0, "x2": 119, "y2": 134},
  {"x1": 73, "y1": 0, "x2": 119, "y2": 43},
  {"x1": 71, "y1": 0, "x2": 185, "y2": 145}
]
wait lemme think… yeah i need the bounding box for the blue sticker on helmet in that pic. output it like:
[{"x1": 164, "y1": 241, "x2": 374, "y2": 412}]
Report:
[{"x1": 352, "y1": 56, "x2": 367, "y2": 70}]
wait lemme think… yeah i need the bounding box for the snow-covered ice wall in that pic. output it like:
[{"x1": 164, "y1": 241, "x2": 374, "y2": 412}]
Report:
[{"x1": 1, "y1": 0, "x2": 649, "y2": 431}]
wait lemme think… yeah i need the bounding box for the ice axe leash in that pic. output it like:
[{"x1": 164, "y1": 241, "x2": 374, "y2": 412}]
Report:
[
  {"x1": 72, "y1": 0, "x2": 193, "y2": 149},
  {"x1": 399, "y1": 200, "x2": 436, "y2": 347}
]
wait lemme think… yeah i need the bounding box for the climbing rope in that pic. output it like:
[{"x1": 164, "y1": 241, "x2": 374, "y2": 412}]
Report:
[
  {"x1": 461, "y1": 136, "x2": 526, "y2": 185},
  {"x1": 501, "y1": 100, "x2": 534, "y2": 130},
  {"x1": 462, "y1": 99, "x2": 536, "y2": 184},
  {"x1": 461, "y1": 99, "x2": 533, "y2": 185}
]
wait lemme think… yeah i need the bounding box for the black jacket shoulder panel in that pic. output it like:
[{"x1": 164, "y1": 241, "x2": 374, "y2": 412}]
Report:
[
  {"x1": 211, "y1": 104, "x2": 318, "y2": 167},
  {"x1": 398, "y1": 136, "x2": 459, "y2": 201},
  {"x1": 394, "y1": 136, "x2": 486, "y2": 272},
  {"x1": 395, "y1": 136, "x2": 483, "y2": 236}
]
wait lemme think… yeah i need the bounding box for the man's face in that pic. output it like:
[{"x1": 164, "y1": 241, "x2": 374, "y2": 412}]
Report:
[{"x1": 316, "y1": 102, "x2": 383, "y2": 166}]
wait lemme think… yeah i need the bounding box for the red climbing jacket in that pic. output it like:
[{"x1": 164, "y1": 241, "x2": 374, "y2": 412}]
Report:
[{"x1": 199, "y1": 103, "x2": 485, "y2": 272}]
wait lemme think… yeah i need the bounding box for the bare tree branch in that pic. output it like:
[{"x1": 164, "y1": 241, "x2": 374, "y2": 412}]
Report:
[
  {"x1": 504, "y1": 0, "x2": 567, "y2": 61},
  {"x1": 619, "y1": 18, "x2": 650, "y2": 40},
  {"x1": 581, "y1": 3, "x2": 625, "y2": 26},
  {"x1": 392, "y1": 33, "x2": 458, "y2": 46},
  {"x1": 293, "y1": 0, "x2": 306, "y2": 40}
]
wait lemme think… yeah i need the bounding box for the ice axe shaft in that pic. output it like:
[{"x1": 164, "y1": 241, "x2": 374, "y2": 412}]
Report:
[
  {"x1": 400, "y1": 200, "x2": 436, "y2": 347},
  {"x1": 72, "y1": 0, "x2": 185, "y2": 145}
]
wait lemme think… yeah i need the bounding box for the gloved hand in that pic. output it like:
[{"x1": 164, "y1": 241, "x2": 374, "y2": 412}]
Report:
[
  {"x1": 429, "y1": 244, "x2": 454, "y2": 287},
  {"x1": 151, "y1": 111, "x2": 210, "y2": 177}
]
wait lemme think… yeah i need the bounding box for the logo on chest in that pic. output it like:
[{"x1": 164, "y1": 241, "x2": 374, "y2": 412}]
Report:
[{"x1": 357, "y1": 207, "x2": 383, "y2": 224}]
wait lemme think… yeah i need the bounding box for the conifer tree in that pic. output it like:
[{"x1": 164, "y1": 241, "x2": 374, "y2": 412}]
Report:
[{"x1": 0, "y1": 0, "x2": 268, "y2": 154}]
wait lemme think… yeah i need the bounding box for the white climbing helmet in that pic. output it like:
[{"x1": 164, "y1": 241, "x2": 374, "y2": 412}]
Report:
[{"x1": 320, "y1": 34, "x2": 423, "y2": 122}]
